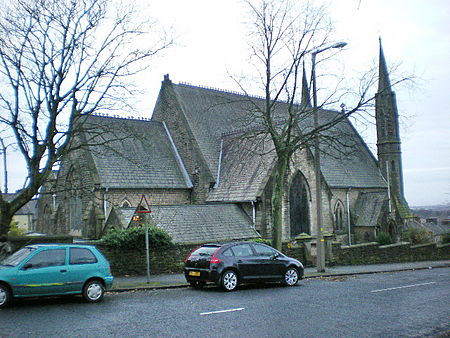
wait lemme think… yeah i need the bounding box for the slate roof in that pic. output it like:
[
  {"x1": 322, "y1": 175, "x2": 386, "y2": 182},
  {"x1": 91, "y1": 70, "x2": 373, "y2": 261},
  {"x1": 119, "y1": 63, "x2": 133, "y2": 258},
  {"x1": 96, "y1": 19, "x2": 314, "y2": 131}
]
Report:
[
  {"x1": 168, "y1": 82, "x2": 386, "y2": 202},
  {"x1": 81, "y1": 115, "x2": 191, "y2": 189},
  {"x1": 171, "y1": 83, "x2": 258, "y2": 178},
  {"x1": 206, "y1": 134, "x2": 275, "y2": 202},
  {"x1": 353, "y1": 191, "x2": 388, "y2": 227},
  {"x1": 318, "y1": 110, "x2": 387, "y2": 189},
  {"x1": 149, "y1": 204, "x2": 260, "y2": 244},
  {"x1": 2, "y1": 193, "x2": 37, "y2": 216},
  {"x1": 110, "y1": 207, "x2": 136, "y2": 228}
]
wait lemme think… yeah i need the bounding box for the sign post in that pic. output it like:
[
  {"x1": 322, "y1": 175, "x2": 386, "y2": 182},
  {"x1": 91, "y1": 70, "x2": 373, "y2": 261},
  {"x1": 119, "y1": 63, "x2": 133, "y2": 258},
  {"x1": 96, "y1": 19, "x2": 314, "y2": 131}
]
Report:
[{"x1": 136, "y1": 194, "x2": 152, "y2": 284}]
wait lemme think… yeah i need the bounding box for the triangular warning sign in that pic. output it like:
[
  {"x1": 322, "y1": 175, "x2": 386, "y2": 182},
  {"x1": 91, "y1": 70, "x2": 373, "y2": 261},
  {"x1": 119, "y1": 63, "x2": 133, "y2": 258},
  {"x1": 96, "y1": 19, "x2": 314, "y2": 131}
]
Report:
[{"x1": 136, "y1": 194, "x2": 151, "y2": 214}]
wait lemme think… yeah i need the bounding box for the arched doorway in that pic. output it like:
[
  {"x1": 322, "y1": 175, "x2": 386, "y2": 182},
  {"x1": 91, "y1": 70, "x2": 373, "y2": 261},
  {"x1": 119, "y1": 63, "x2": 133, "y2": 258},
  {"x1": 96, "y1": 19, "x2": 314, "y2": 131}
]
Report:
[{"x1": 289, "y1": 172, "x2": 310, "y2": 236}]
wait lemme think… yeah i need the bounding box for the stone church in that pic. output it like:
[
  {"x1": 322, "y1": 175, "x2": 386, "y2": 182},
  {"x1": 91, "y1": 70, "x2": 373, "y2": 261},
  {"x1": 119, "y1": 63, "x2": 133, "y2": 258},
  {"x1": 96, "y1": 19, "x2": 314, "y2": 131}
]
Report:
[{"x1": 36, "y1": 42, "x2": 411, "y2": 244}]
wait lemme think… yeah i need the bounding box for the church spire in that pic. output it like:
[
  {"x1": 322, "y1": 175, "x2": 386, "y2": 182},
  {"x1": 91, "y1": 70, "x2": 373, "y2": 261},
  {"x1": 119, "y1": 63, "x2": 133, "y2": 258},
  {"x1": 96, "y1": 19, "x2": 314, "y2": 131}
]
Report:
[
  {"x1": 378, "y1": 37, "x2": 391, "y2": 94},
  {"x1": 301, "y1": 62, "x2": 311, "y2": 108},
  {"x1": 375, "y1": 38, "x2": 410, "y2": 227}
]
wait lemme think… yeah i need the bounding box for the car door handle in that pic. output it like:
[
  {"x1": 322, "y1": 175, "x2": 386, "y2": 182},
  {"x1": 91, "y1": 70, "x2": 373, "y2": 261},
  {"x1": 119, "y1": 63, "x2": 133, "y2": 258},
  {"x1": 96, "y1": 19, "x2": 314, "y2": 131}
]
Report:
[
  {"x1": 60, "y1": 269, "x2": 67, "y2": 273},
  {"x1": 237, "y1": 260, "x2": 243, "y2": 263}
]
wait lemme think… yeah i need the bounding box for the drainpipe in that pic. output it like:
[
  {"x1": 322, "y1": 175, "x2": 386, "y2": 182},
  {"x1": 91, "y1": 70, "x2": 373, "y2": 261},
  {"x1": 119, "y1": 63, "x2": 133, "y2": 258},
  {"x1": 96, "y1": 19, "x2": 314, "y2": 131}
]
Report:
[
  {"x1": 386, "y1": 161, "x2": 392, "y2": 213},
  {"x1": 214, "y1": 139, "x2": 224, "y2": 188},
  {"x1": 103, "y1": 187, "x2": 109, "y2": 218},
  {"x1": 346, "y1": 187, "x2": 352, "y2": 245},
  {"x1": 251, "y1": 201, "x2": 256, "y2": 228},
  {"x1": 52, "y1": 194, "x2": 57, "y2": 211}
]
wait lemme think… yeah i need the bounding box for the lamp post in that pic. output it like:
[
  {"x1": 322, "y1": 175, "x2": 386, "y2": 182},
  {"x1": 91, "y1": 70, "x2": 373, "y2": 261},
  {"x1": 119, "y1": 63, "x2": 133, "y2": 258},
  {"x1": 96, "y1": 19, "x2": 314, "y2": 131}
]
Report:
[{"x1": 312, "y1": 41, "x2": 347, "y2": 272}]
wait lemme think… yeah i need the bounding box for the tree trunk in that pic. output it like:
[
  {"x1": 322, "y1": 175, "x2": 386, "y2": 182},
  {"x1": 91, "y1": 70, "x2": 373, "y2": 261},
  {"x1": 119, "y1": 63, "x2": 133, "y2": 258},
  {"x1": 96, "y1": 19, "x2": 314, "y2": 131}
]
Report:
[
  {"x1": 0, "y1": 204, "x2": 13, "y2": 240},
  {"x1": 271, "y1": 155, "x2": 289, "y2": 251}
]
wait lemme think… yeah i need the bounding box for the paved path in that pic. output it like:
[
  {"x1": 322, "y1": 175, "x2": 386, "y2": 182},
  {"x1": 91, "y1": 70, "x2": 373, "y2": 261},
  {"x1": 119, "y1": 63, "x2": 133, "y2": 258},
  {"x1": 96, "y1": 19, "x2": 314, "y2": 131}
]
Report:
[{"x1": 111, "y1": 260, "x2": 450, "y2": 291}]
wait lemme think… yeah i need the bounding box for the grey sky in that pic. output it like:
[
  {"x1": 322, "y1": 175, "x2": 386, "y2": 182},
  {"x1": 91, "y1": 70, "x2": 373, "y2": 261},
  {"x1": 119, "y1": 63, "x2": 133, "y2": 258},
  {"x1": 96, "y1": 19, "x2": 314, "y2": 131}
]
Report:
[{"x1": 3, "y1": 0, "x2": 449, "y2": 206}]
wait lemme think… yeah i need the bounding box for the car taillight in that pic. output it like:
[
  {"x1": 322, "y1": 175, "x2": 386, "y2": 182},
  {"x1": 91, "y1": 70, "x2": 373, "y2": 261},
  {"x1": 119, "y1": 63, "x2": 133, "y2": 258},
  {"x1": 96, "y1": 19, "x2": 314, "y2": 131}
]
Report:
[
  {"x1": 210, "y1": 248, "x2": 221, "y2": 264},
  {"x1": 185, "y1": 247, "x2": 200, "y2": 262}
]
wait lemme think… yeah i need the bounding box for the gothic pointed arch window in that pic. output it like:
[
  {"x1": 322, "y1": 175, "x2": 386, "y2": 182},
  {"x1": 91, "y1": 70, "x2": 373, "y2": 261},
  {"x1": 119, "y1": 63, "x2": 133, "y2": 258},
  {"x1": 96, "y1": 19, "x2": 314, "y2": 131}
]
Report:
[
  {"x1": 289, "y1": 171, "x2": 311, "y2": 236},
  {"x1": 66, "y1": 168, "x2": 83, "y2": 233},
  {"x1": 121, "y1": 199, "x2": 131, "y2": 208},
  {"x1": 334, "y1": 200, "x2": 345, "y2": 232}
]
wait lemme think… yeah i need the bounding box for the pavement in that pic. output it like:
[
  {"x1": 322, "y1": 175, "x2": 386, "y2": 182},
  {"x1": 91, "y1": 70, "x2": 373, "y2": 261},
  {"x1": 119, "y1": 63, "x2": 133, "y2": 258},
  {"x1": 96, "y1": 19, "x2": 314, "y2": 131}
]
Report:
[{"x1": 110, "y1": 260, "x2": 450, "y2": 292}]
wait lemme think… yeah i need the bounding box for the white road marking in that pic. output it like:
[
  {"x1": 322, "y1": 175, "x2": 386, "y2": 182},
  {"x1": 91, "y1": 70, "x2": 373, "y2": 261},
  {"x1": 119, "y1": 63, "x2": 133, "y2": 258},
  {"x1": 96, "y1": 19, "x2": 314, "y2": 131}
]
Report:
[
  {"x1": 200, "y1": 308, "x2": 245, "y2": 316},
  {"x1": 370, "y1": 282, "x2": 436, "y2": 293}
]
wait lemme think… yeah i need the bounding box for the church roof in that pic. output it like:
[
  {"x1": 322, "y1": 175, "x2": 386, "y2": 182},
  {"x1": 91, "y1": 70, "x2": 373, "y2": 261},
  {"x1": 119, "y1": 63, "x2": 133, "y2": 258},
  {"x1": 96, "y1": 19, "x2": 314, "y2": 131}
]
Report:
[
  {"x1": 206, "y1": 134, "x2": 275, "y2": 202},
  {"x1": 80, "y1": 115, "x2": 192, "y2": 189},
  {"x1": 2, "y1": 193, "x2": 37, "y2": 216},
  {"x1": 165, "y1": 81, "x2": 386, "y2": 202},
  {"x1": 150, "y1": 204, "x2": 260, "y2": 244},
  {"x1": 353, "y1": 191, "x2": 388, "y2": 227}
]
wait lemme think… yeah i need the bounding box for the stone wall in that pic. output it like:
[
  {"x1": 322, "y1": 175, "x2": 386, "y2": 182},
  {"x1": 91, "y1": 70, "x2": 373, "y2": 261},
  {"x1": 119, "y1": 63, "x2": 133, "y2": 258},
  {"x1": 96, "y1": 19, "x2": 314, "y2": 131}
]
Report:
[
  {"x1": 96, "y1": 244, "x2": 198, "y2": 276},
  {"x1": 7, "y1": 235, "x2": 74, "y2": 252},
  {"x1": 331, "y1": 242, "x2": 450, "y2": 265},
  {"x1": 5, "y1": 237, "x2": 448, "y2": 276}
]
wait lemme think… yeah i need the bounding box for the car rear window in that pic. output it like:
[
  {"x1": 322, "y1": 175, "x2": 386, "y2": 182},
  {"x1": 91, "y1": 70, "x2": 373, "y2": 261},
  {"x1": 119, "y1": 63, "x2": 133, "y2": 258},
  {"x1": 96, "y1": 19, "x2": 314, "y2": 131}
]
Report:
[
  {"x1": 69, "y1": 248, "x2": 98, "y2": 265},
  {"x1": 191, "y1": 246, "x2": 220, "y2": 257}
]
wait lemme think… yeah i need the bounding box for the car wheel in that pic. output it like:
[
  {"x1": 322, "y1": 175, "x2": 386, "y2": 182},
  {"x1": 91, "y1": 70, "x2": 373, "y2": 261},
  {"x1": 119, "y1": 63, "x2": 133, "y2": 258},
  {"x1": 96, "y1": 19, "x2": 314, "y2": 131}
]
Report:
[
  {"x1": 83, "y1": 280, "x2": 105, "y2": 303},
  {"x1": 0, "y1": 284, "x2": 11, "y2": 308},
  {"x1": 189, "y1": 281, "x2": 205, "y2": 289},
  {"x1": 221, "y1": 270, "x2": 238, "y2": 291},
  {"x1": 283, "y1": 267, "x2": 299, "y2": 286}
]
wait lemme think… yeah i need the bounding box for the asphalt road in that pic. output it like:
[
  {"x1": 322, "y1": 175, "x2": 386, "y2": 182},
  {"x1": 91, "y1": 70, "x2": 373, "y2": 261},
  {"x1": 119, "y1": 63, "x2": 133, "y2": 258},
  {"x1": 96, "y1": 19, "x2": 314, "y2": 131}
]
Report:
[{"x1": 1, "y1": 268, "x2": 449, "y2": 337}]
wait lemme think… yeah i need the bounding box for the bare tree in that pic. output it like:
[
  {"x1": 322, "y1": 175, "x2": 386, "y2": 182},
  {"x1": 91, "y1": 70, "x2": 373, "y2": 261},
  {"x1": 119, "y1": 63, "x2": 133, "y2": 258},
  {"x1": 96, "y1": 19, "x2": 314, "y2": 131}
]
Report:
[
  {"x1": 0, "y1": 0, "x2": 171, "y2": 238},
  {"x1": 238, "y1": 0, "x2": 378, "y2": 250}
]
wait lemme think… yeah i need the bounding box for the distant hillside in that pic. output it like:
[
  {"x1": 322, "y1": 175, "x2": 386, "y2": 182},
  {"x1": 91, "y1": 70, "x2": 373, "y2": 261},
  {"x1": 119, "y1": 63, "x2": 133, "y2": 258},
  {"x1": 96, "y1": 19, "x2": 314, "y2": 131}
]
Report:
[{"x1": 411, "y1": 204, "x2": 450, "y2": 219}]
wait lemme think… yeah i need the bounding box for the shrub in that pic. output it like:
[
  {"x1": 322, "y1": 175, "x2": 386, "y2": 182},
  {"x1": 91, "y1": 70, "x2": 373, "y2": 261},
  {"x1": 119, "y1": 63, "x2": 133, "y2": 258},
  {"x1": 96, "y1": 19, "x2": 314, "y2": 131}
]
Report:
[
  {"x1": 376, "y1": 232, "x2": 393, "y2": 245},
  {"x1": 250, "y1": 238, "x2": 271, "y2": 245},
  {"x1": 442, "y1": 233, "x2": 450, "y2": 244},
  {"x1": 402, "y1": 228, "x2": 434, "y2": 245},
  {"x1": 100, "y1": 225, "x2": 172, "y2": 250},
  {"x1": 8, "y1": 221, "x2": 25, "y2": 236}
]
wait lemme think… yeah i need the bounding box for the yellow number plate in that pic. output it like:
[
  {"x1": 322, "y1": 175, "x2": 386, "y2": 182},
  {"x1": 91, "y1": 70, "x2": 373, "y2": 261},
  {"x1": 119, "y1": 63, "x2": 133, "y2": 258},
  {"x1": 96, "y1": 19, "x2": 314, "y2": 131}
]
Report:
[{"x1": 189, "y1": 271, "x2": 201, "y2": 277}]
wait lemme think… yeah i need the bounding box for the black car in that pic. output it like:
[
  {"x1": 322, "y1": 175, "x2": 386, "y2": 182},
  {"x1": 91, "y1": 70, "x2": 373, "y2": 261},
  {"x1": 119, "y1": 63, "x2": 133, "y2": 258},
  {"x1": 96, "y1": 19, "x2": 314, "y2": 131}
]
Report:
[{"x1": 184, "y1": 242, "x2": 304, "y2": 291}]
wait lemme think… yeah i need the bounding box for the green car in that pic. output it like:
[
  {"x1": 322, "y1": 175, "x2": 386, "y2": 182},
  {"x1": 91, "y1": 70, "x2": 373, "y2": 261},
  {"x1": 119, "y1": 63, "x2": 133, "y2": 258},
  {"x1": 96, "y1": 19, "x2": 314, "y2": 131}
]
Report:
[{"x1": 0, "y1": 244, "x2": 114, "y2": 308}]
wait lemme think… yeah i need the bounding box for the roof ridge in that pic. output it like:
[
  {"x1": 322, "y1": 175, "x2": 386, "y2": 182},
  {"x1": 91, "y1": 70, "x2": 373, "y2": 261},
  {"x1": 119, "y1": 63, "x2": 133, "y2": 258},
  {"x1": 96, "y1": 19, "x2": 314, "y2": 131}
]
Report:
[
  {"x1": 177, "y1": 81, "x2": 266, "y2": 101},
  {"x1": 90, "y1": 113, "x2": 154, "y2": 122}
]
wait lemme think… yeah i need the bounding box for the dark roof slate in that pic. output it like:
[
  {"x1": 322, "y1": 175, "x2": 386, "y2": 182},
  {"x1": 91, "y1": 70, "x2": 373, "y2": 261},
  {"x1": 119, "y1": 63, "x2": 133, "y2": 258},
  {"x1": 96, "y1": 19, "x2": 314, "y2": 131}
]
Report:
[
  {"x1": 353, "y1": 191, "x2": 388, "y2": 227},
  {"x1": 206, "y1": 134, "x2": 275, "y2": 202},
  {"x1": 318, "y1": 110, "x2": 387, "y2": 188},
  {"x1": 82, "y1": 115, "x2": 190, "y2": 189},
  {"x1": 169, "y1": 82, "x2": 386, "y2": 202},
  {"x1": 2, "y1": 193, "x2": 37, "y2": 216},
  {"x1": 112, "y1": 207, "x2": 136, "y2": 228},
  {"x1": 150, "y1": 204, "x2": 260, "y2": 244}
]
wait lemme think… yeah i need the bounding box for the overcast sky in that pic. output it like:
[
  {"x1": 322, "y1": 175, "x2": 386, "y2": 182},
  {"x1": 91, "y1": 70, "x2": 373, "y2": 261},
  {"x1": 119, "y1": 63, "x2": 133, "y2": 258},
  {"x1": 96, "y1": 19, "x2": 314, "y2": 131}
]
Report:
[{"x1": 3, "y1": 0, "x2": 450, "y2": 207}]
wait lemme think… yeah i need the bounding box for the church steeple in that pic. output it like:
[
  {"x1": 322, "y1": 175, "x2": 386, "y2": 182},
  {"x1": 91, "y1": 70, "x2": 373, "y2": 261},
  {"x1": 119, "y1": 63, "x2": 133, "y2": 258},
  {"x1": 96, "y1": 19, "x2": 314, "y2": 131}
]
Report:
[
  {"x1": 301, "y1": 62, "x2": 311, "y2": 108},
  {"x1": 375, "y1": 38, "x2": 407, "y2": 210},
  {"x1": 378, "y1": 37, "x2": 391, "y2": 95}
]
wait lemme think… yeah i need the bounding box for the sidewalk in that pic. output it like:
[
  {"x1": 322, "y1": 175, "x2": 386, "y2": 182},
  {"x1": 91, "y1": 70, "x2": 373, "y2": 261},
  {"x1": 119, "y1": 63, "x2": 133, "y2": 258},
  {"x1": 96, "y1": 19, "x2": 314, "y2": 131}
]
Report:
[{"x1": 111, "y1": 260, "x2": 450, "y2": 292}]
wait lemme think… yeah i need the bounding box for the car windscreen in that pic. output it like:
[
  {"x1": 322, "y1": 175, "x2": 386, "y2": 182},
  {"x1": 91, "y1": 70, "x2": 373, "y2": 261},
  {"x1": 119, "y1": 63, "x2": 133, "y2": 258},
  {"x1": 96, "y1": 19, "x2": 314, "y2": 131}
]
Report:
[
  {"x1": 191, "y1": 246, "x2": 220, "y2": 257},
  {"x1": 1, "y1": 247, "x2": 35, "y2": 267}
]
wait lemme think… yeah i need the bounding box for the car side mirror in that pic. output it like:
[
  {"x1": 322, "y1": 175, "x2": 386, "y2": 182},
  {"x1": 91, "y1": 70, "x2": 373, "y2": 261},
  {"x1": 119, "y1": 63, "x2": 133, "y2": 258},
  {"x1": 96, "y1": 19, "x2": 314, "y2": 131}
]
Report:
[
  {"x1": 22, "y1": 263, "x2": 33, "y2": 270},
  {"x1": 271, "y1": 253, "x2": 280, "y2": 260}
]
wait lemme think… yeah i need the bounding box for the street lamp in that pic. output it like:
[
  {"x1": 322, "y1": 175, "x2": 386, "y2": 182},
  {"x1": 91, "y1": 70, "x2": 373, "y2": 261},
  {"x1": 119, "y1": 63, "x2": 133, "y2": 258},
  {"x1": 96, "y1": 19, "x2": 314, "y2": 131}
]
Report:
[{"x1": 312, "y1": 41, "x2": 347, "y2": 272}]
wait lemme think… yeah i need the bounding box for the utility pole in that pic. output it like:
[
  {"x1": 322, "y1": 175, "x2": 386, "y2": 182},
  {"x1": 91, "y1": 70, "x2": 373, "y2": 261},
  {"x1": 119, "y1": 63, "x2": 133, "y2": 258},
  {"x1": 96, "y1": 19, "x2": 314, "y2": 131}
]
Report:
[
  {"x1": 311, "y1": 41, "x2": 347, "y2": 272},
  {"x1": 0, "y1": 138, "x2": 8, "y2": 193}
]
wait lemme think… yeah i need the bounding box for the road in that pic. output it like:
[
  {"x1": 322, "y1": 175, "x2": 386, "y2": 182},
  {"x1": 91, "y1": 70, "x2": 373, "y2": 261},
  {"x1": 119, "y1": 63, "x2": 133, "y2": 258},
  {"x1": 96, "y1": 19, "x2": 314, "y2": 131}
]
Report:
[{"x1": 1, "y1": 268, "x2": 449, "y2": 337}]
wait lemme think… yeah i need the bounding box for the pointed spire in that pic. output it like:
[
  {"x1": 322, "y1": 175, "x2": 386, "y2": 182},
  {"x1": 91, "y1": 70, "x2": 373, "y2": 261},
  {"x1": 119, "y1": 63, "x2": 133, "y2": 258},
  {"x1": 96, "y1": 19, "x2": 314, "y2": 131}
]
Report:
[
  {"x1": 301, "y1": 62, "x2": 311, "y2": 107},
  {"x1": 378, "y1": 37, "x2": 392, "y2": 94}
]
